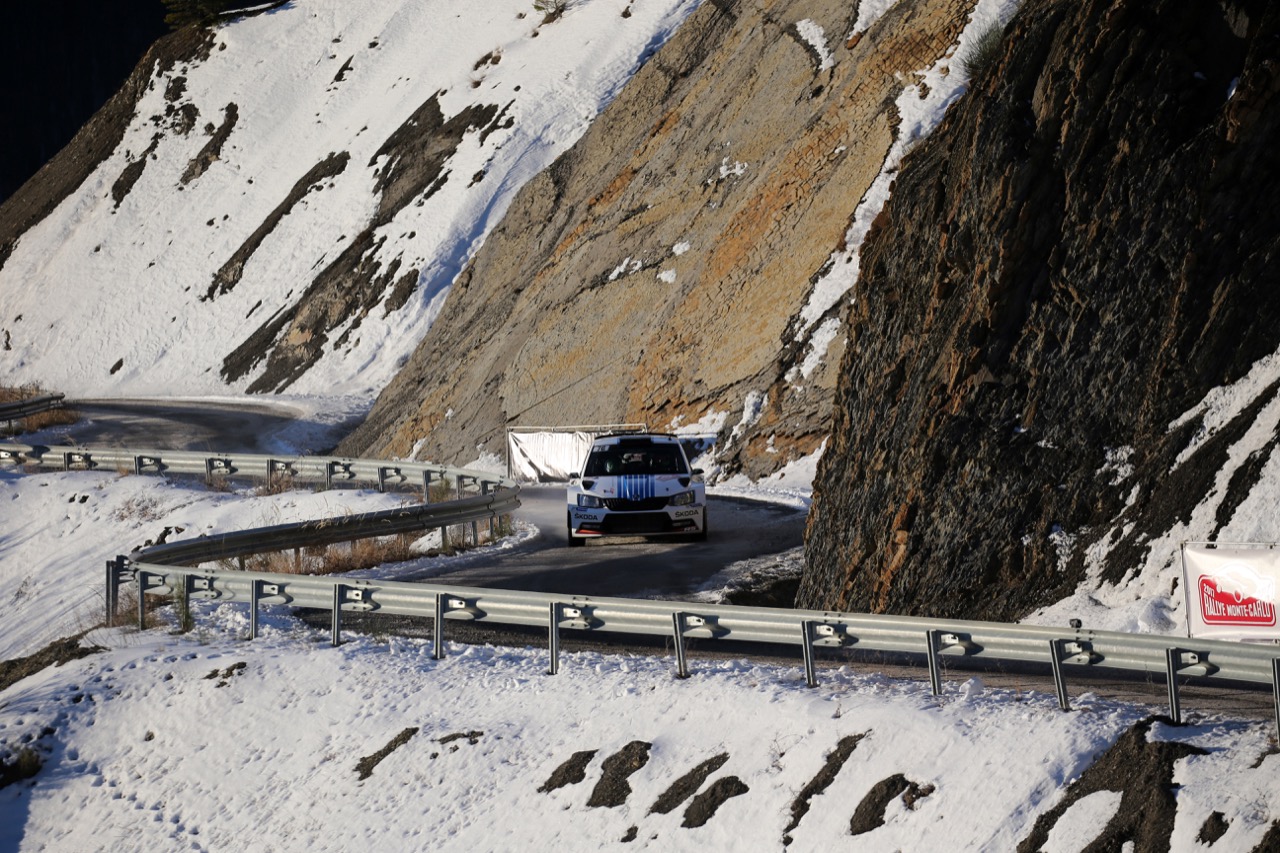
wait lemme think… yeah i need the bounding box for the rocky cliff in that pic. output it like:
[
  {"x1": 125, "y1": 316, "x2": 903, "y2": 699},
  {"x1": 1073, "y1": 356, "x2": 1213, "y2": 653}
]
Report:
[
  {"x1": 801, "y1": 0, "x2": 1280, "y2": 622},
  {"x1": 340, "y1": 0, "x2": 987, "y2": 473}
]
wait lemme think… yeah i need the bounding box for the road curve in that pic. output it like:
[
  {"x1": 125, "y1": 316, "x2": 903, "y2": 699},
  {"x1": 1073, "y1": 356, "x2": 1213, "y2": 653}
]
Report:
[
  {"x1": 64, "y1": 398, "x2": 310, "y2": 453},
  {"x1": 405, "y1": 486, "x2": 806, "y2": 598},
  {"x1": 44, "y1": 400, "x2": 807, "y2": 599}
]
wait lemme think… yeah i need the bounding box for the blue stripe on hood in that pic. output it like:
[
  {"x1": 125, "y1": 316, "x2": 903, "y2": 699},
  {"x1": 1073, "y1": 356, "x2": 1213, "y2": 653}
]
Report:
[{"x1": 619, "y1": 475, "x2": 653, "y2": 500}]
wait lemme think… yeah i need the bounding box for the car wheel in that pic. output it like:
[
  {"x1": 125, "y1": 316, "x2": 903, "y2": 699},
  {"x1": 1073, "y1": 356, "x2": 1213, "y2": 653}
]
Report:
[{"x1": 692, "y1": 517, "x2": 708, "y2": 542}]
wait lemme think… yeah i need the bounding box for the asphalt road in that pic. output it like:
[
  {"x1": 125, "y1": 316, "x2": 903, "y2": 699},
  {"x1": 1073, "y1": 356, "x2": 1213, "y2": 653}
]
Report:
[
  {"x1": 49, "y1": 400, "x2": 808, "y2": 600},
  {"x1": 404, "y1": 486, "x2": 806, "y2": 598},
  {"x1": 61, "y1": 398, "x2": 308, "y2": 452}
]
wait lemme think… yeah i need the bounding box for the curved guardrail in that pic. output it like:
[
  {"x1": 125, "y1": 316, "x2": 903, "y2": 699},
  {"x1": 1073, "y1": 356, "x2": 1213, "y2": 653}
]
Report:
[
  {"x1": 0, "y1": 440, "x2": 519, "y2": 613},
  {"x1": 1, "y1": 441, "x2": 1277, "y2": 735},
  {"x1": 0, "y1": 393, "x2": 65, "y2": 427}
]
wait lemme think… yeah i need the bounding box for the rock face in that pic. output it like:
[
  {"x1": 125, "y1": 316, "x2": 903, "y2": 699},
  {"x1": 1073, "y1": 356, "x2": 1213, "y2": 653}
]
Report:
[
  {"x1": 801, "y1": 0, "x2": 1280, "y2": 620},
  {"x1": 340, "y1": 0, "x2": 978, "y2": 471}
]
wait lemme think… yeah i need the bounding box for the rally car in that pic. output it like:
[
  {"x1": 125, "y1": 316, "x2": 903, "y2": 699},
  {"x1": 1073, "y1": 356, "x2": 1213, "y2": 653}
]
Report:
[{"x1": 566, "y1": 433, "x2": 707, "y2": 545}]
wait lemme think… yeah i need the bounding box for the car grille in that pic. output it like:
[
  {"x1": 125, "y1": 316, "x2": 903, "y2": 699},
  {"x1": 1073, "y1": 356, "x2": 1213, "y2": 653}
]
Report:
[
  {"x1": 603, "y1": 497, "x2": 669, "y2": 511},
  {"x1": 602, "y1": 513, "x2": 673, "y2": 534}
]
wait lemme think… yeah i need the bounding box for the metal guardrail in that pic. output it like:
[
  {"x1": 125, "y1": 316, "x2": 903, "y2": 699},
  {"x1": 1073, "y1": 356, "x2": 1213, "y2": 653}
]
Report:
[
  {"x1": 3, "y1": 441, "x2": 1278, "y2": 734},
  {"x1": 0, "y1": 442, "x2": 509, "y2": 497},
  {"x1": 0, "y1": 440, "x2": 519, "y2": 612},
  {"x1": 0, "y1": 393, "x2": 65, "y2": 427},
  {"x1": 118, "y1": 561, "x2": 1280, "y2": 732}
]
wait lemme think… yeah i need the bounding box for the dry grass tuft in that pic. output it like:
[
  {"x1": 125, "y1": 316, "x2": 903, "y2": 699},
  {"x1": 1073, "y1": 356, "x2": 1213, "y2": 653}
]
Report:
[
  {"x1": 228, "y1": 533, "x2": 420, "y2": 575},
  {"x1": 252, "y1": 474, "x2": 296, "y2": 497}
]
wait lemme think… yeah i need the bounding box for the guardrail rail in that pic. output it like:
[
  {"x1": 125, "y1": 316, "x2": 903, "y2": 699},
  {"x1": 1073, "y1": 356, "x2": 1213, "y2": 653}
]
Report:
[{"x1": 0, "y1": 393, "x2": 66, "y2": 431}]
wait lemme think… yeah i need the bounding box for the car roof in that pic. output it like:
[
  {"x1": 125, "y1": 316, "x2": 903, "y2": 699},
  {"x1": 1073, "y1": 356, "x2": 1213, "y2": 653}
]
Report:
[{"x1": 590, "y1": 432, "x2": 682, "y2": 447}]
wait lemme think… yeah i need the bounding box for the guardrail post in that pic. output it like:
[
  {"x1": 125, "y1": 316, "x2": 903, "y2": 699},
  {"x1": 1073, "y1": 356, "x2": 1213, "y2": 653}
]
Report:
[
  {"x1": 1166, "y1": 647, "x2": 1182, "y2": 724},
  {"x1": 801, "y1": 621, "x2": 818, "y2": 688},
  {"x1": 105, "y1": 555, "x2": 131, "y2": 627},
  {"x1": 204, "y1": 457, "x2": 229, "y2": 484},
  {"x1": 433, "y1": 593, "x2": 446, "y2": 660},
  {"x1": 926, "y1": 630, "x2": 944, "y2": 696},
  {"x1": 331, "y1": 584, "x2": 343, "y2": 647},
  {"x1": 422, "y1": 471, "x2": 433, "y2": 504},
  {"x1": 250, "y1": 580, "x2": 262, "y2": 640},
  {"x1": 484, "y1": 482, "x2": 494, "y2": 541},
  {"x1": 672, "y1": 612, "x2": 690, "y2": 679},
  {"x1": 548, "y1": 603, "x2": 561, "y2": 675},
  {"x1": 174, "y1": 576, "x2": 191, "y2": 634},
  {"x1": 1272, "y1": 659, "x2": 1280, "y2": 743},
  {"x1": 105, "y1": 559, "x2": 115, "y2": 627},
  {"x1": 1049, "y1": 640, "x2": 1071, "y2": 711},
  {"x1": 136, "y1": 570, "x2": 153, "y2": 630}
]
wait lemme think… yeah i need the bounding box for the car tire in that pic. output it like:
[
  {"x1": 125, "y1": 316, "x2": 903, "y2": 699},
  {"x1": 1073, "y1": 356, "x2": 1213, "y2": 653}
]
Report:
[
  {"x1": 692, "y1": 517, "x2": 708, "y2": 542},
  {"x1": 567, "y1": 513, "x2": 585, "y2": 547}
]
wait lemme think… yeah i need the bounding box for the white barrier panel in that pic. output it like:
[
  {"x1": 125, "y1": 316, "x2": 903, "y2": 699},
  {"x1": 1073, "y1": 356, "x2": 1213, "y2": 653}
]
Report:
[
  {"x1": 507, "y1": 431, "x2": 596, "y2": 483},
  {"x1": 1182, "y1": 543, "x2": 1280, "y2": 641}
]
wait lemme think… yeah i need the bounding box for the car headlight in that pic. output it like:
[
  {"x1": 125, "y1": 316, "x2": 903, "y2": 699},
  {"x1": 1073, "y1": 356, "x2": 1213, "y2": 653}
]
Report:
[
  {"x1": 669, "y1": 490, "x2": 696, "y2": 506},
  {"x1": 577, "y1": 494, "x2": 604, "y2": 508}
]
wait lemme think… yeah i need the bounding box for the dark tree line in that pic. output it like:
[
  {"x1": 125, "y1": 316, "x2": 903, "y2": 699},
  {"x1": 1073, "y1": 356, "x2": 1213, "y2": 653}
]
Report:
[{"x1": 162, "y1": 1, "x2": 285, "y2": 30}]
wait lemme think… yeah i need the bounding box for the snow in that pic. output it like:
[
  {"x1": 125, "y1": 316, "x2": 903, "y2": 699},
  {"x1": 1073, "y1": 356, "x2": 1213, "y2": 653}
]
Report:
[
  {"x1": 3, "y1": 583, "x2": 1277, "y2": 850},
  {"x1": 795, "y1": 19, "x2": 835, "y2": 71},
  {"x1": 0, "y1": 467, "x2": 409, "y2": 662},
  {"x1": 0, "y1": 0, "x2": 703, "y2": 403},
  {"x1": 850, "y1": 0, "x2": 902, "y2": 37},
  {"x1": 1170, "y1": 348, "x2": 1280, "y2": 468},
  {"x1": 1, "y1": 410, "x2": 1277, "y2": 849},
  {"x1": 1027, "y1": 343, "x2": 1280, "y2": 636},
  {"x1": 708, "y1": 156, "x2": 748, "y2": 184},
  {"x1": 2, "y1": 0, "x2": 1280, "y2": 844}
]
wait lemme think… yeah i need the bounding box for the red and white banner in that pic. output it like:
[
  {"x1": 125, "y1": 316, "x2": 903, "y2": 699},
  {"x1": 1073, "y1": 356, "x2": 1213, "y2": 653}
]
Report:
[{"x1": 1181, "y1": 543, "x2": 1280, "y2": 641}]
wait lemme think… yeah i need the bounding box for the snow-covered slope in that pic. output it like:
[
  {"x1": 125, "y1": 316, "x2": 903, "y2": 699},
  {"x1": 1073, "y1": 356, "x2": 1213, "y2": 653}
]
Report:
[
  {"x1": 5, "y1": 614, "x2": 1278, "y2": 852},
  {"x1": 0, "y1": 0, "x2": 701, "y2": 399}
]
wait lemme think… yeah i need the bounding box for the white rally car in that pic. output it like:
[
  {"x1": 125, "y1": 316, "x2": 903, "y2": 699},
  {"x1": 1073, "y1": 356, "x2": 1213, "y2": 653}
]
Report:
[{"x1": 567, "y1": 433, "x2": 707, "y2": 545}]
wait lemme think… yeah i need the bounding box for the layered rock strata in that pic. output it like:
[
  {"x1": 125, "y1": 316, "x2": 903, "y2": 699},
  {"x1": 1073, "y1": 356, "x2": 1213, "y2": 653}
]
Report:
[
  {"x1": 801, "y1": 0, "x2": 1280, "y2": 620},
  {"x1": 341, "y1": 0, "x2": 979, "y2": 471}
]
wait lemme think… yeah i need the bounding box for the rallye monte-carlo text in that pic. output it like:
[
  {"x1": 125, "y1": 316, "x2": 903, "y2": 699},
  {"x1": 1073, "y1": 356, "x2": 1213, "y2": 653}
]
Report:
[{"x1": 567, "y1": 433, "x2": 707, "y2": 545}]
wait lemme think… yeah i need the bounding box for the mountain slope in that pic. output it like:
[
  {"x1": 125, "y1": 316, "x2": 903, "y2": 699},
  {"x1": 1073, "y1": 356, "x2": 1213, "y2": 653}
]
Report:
[
  {"x1": 802, "y1": 0, "x2": 1280, "y2": 628},
  {"x1": 0, "y1": 0, "x2": 701, "y2": 400},
  {"x1": 340, "y1": 0, "x2": 1015, "y2": 473}
]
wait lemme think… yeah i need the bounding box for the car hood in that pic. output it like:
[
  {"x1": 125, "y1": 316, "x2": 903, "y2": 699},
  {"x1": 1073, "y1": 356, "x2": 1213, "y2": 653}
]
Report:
[{"x1": 581, "y1": 474, "x2": 693, "y2": 498}]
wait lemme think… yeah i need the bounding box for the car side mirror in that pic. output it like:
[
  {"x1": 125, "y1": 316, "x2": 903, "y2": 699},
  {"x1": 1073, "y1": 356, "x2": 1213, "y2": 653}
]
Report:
[{"x1": 569, "y1": 472, "x2": 580, "y2": 480}]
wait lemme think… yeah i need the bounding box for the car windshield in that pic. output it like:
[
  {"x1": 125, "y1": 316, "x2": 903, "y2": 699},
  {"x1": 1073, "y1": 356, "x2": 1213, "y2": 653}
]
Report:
[{"x1": 584, "y1": 444, "x2": 687, "y2": 476}]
